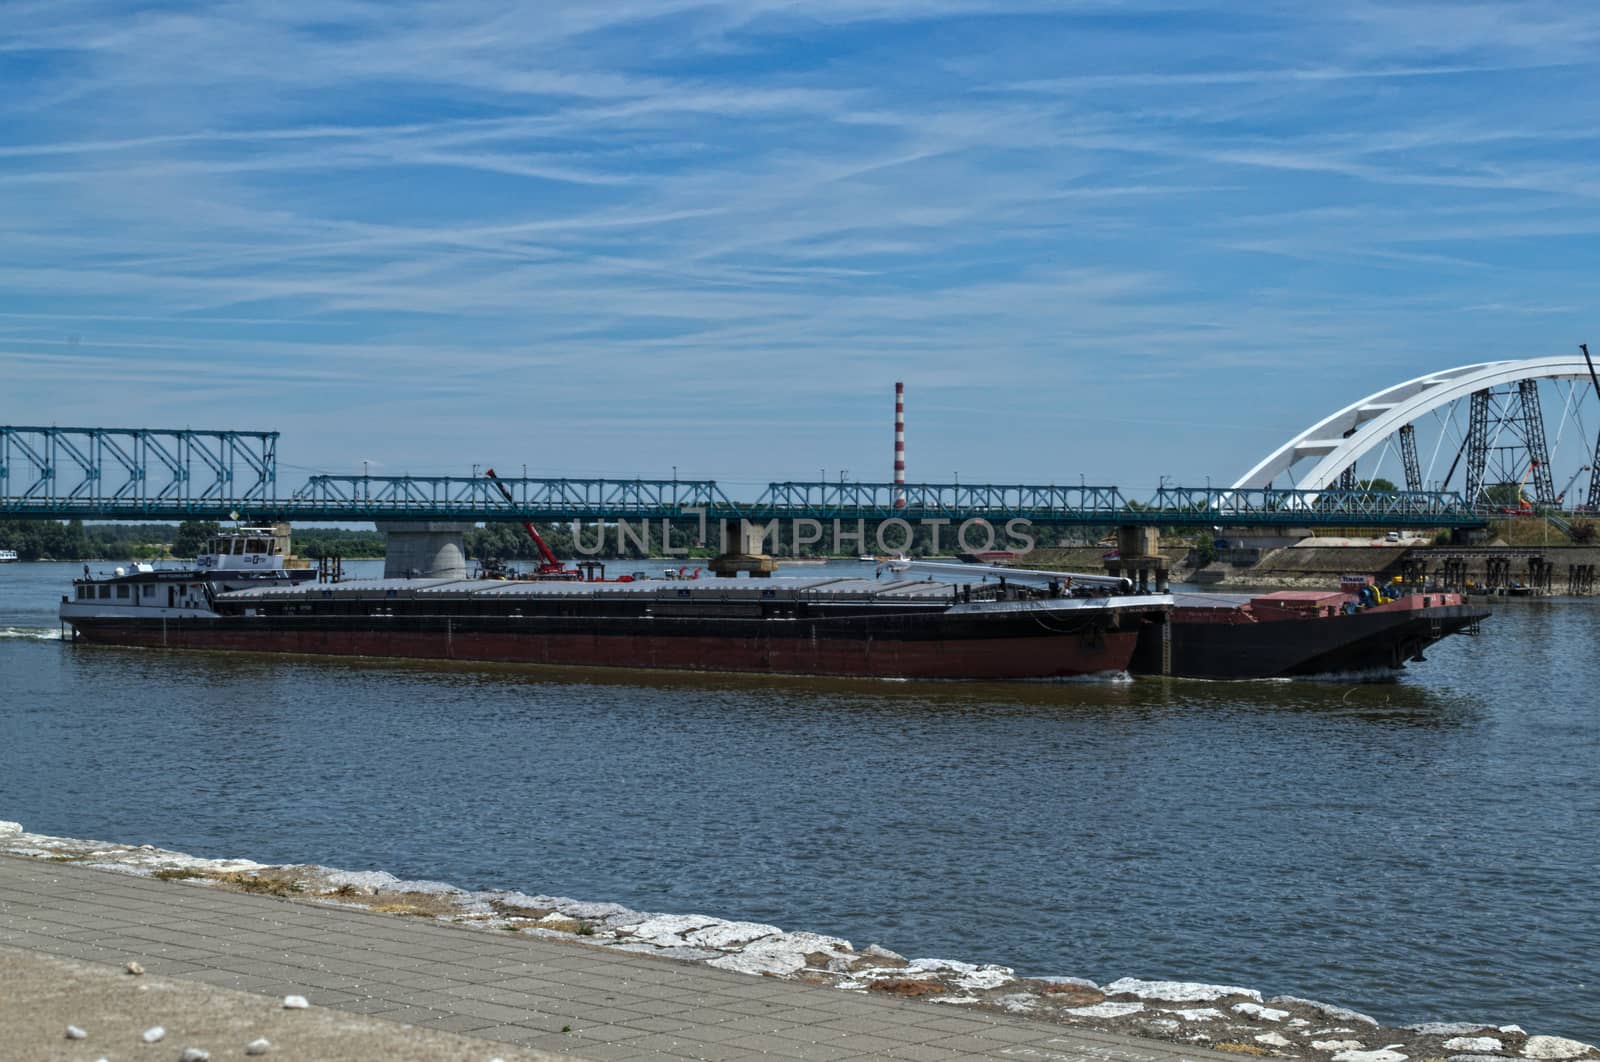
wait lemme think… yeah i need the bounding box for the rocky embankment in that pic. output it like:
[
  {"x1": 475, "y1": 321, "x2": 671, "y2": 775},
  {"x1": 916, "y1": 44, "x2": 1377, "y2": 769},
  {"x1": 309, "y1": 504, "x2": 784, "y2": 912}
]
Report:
[{"x1": 4, "y1": 821, "x2": 1595, "y2": 1062}]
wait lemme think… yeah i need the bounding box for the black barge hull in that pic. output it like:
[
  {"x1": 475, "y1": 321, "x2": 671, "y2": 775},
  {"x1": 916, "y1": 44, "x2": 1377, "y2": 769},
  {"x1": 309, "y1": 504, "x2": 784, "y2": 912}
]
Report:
[{"x1": 1131, "y1": 603, "x2": 1489, "y2": 679}]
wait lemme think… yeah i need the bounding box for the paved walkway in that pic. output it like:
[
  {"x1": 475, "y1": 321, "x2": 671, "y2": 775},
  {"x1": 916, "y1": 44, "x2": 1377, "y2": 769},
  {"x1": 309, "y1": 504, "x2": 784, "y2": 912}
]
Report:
[{"x1": 1, "y1": 854, "x2": 1230, "y2": 1061}]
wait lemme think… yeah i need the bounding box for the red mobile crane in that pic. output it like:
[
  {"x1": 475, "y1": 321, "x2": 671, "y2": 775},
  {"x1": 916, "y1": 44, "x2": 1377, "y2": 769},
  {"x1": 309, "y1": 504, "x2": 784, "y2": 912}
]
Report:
[{"x1": 483, "y1": 468, "x2": 580, "y2": 579}]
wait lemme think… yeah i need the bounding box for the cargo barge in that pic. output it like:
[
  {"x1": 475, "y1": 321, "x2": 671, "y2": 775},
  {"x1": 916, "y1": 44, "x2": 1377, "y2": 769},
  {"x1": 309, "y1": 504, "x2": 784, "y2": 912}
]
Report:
[
  {"x1": 61, "y1": 571, "x2": 1170, "y2": 681},
  {"x1": 1130, "y1": 584, "x2": 1490, "y2": 680}
]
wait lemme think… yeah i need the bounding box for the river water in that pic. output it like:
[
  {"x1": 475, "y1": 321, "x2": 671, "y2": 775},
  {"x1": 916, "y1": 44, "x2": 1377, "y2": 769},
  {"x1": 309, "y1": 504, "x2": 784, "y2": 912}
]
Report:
[{"x1": 1, "y1": 560, "x2": 1596, "y2": 1040}]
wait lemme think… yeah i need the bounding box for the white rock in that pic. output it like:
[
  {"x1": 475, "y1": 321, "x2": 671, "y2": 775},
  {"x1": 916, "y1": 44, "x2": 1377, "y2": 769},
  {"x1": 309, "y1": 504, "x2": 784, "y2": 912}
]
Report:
[
  {"x1": 904, "y1": 957, "x2": 1015, "y2": 991},
  {"x1": 706, "y1": 938, "x2": 809, "y2": 976},
  {"x1": 143, "y1": 1026, "x2": 166, "y2": 1043},
  {"x1": 0, "y1": 821, "x2": 23, "y2": 836},
  {"x1": 1332, "y1": 1049, "x2": 1406, "y2": 1062},
  {"x1": 1235, "y1": 1002, "x2": 1292, "y2": 1022},
  {"x1": 65, "y1": 1025, "x2": 87, "y2": 1040},
  {"x1": 1257, "y1": 1033, "x2": 1293, "y2": 1047},
  {"x1": 1106, "y1": 978, "x2": 1262, "y2": 1003},
  {"x1": 1063, "y1": 1001, "x2": 1146, "y2": 1018},
  {"x1": 1447, "y1": 1056, "x2": 1509, "y2": 1062},
  {"x1": 1145, "y1": 1019, "x2": 1181, "y2": 1032},
  {"x1": 1444, "y1": 1037, "x2": 1503, "y2": 1053},
  {"x1": 281, "y1": 995, "x2": 309, "y2": 1009},
  {"x1": 997, "y1": 993, "x2": 1038, "y2": 1013},
  {"x1": 1289, "y1": 1019, "x2": 1312, "y2": 1028},
  {"x1": 245, "y1": 1039, "x2": 271, "y2": 1055},
  {"x1": 1524, "y1": 1035, "x2": 1597, "y2": 1059},
  {"x1": 684, "y1": 920, "x2": 783, "y2": 949},
  {"x1": 126, "y1": 960, "x2": 144, "y2": 975},
  {"x1": 1272, "y1": 996, "x2": 1380, "y2": 1027},
  {"x1": 1164, "y1": 1008, "x2": 1224, "y2": 1022},
  {"x1": 1312, "y1": 1041, "x2": 1366, "y2": 1052},
  {"x1": 617, "y1": 913, "x2": 723, "y2": 946},
  {"x1": 1409, "y1": 1024, "x2": 1497, "y2": 1036},
  {"x1": 1502, "y1": 1027, "x2": 1528, "y2": 1036},
  {"x1": 1039, "y1": 975, "x2": 1100, "y2": 989},
  {"x1": 180, "y1": 1049, "x2": 211, "y2": 1062},
  {"x1": 861, "y1": 944, "x2": 906, "y2": 962}
]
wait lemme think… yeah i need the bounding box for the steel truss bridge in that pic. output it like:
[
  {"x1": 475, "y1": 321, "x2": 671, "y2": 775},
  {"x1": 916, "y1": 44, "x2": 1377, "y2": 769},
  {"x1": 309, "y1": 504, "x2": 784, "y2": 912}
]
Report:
[{"x1": 2, "y1": 425, "x2": 1482, "y2": 529}]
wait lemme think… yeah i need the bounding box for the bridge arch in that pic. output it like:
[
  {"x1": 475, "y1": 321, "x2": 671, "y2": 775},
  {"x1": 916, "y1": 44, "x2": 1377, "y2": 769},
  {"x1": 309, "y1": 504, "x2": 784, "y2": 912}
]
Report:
[{"x1": 1232, "y1": 355, "x2": 1599, "y2": 503}]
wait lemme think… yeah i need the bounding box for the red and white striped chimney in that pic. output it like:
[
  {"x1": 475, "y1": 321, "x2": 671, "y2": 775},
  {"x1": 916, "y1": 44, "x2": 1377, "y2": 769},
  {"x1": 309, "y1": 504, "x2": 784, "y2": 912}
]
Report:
[{"x1": 893, "y1": 381, "x2": 906, "y2": 507}]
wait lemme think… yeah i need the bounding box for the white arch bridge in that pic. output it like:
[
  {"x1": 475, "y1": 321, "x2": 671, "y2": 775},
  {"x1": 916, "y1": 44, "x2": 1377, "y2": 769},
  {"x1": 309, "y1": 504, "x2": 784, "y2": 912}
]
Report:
[{"x1": 1234, "y1": 354, "x2": 1600, "y2": 510}]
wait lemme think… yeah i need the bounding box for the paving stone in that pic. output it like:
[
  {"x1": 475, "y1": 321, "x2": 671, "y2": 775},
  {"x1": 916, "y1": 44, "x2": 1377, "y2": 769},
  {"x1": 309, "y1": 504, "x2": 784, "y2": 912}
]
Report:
[{"x1": 1, "y1": 853, "x2": 1249, "y2": 1062}]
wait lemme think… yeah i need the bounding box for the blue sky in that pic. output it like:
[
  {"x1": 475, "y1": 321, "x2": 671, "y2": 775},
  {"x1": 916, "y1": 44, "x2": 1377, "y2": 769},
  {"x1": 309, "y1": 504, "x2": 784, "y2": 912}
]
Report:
[{"x1": 4, "y1": 1, "x2": 1600, "y2": 493}]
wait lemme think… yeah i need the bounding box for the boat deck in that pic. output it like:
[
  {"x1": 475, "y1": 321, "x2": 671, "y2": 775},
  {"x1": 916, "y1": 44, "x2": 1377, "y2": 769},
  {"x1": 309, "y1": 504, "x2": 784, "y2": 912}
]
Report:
[{"x1": 217, "y1": 576, "x2": 967, "y2": 605}]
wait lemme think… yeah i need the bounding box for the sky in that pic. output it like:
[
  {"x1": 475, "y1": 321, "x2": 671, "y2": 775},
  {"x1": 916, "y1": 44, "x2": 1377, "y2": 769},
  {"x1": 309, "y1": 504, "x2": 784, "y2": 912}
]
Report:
[{"x1": 4, "y1": 0, "x2": 1600, "y2": 494}]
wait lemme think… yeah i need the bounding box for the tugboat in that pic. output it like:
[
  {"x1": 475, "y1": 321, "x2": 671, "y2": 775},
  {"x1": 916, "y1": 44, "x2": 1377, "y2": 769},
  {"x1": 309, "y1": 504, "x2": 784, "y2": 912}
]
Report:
[{"x1": 60, "y1": 526, "x2": 314, "y2": 624}]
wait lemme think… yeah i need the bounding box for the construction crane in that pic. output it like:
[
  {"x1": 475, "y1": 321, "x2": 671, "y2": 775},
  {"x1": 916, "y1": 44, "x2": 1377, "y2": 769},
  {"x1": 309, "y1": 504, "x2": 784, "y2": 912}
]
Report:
[
  {"x1": 483, "y1": 468, "x2": 579, "y2": 578},
  {"x1": 1556, "y1": 465, "x2": 1591, "y2": 508}
]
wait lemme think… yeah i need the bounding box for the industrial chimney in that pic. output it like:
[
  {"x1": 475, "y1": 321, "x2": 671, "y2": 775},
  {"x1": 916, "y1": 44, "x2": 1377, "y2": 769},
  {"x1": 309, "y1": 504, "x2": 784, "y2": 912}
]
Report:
[{"x1": 894, "y1": 382, "x2": 906, "y2": 507}]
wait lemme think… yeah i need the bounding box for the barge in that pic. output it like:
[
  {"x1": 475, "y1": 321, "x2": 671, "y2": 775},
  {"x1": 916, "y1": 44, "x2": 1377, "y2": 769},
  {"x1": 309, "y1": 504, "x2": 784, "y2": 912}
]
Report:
[
  {"x1": 61, "y1": 571, "x2": 1170, "y2": 681},
  {"x1": 1130, "y1": 585, "x2": 1489, "y2": 679}
]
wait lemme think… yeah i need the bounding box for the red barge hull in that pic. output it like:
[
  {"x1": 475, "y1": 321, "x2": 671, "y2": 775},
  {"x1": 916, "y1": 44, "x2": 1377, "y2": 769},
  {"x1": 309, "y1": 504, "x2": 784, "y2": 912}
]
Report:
[
  {"x1": 68, "y1": 619, "x2": 1143, "y2": 680},
  {"x1": 64, "y1": 575, "x2": 1165, "y2": 681}
]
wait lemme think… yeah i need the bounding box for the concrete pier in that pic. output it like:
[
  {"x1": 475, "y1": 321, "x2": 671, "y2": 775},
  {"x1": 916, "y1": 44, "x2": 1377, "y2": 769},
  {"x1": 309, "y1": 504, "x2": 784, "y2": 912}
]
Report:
[
  {"x1": 1107, "y1": 526, "x2": 1169, "y2": 594},
  {"x1": 376, "y1": 520, "x2": 474, "y2": 579},
  {"x1": 708, "y1": 519, "x2": 778, "y2": 578}
]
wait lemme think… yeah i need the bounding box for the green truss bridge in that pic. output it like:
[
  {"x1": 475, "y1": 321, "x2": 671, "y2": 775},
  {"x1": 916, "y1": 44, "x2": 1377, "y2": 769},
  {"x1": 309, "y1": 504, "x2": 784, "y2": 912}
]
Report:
[{"x1": 1, "y1": 424, "x2": 1487, "y2": 529}]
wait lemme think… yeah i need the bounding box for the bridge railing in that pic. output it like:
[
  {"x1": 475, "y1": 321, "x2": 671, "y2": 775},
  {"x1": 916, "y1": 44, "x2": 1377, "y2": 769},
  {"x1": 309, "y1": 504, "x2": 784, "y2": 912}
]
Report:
[{"x1": 289, "y1": 475, "x2": 741, "y2": 519}]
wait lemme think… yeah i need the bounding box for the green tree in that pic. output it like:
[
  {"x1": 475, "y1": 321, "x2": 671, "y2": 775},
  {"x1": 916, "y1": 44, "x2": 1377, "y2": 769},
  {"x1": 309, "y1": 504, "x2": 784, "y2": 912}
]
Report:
[{"x1": 173, "y1": 520, "x2": 220, "y2": 558}]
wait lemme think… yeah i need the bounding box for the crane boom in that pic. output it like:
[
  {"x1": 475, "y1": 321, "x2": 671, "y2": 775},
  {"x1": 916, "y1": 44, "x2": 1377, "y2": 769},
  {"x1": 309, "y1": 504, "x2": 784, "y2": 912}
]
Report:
[{"x1": 484, "y1": 468, "x2": 567, "y2": 574}]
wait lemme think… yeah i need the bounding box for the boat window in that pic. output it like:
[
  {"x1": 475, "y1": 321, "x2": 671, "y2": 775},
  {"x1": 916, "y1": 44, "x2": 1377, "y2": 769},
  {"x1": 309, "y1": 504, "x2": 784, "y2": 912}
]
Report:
[
  {"x1": 98, "y1": 585, "x2": 111, "y2": 599},
  {"x1": 116, "y1": 585, "x2": 130, "y2": 598},
  {"x1": 232, "y1": 539, "x2": 244, "y2": 555},
  {"x1": 247, "y1": 538, "x2": 266, "y2": 553},
  {"x1": 143, "y1": 585, "x2": 155, "y2": 597},
  {"x1": 77, "y1": 585, "x2": 88, "y2": 599}
]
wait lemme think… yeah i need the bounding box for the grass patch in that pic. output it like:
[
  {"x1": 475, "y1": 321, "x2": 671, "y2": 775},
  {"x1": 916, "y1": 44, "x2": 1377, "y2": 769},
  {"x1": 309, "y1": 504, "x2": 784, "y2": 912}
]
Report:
[
  {"x1": 366, "y1": 892, "x2": 458, "y2": 918},
  {"x1": 152, "y1": 867, "x2": 210, "y2": 881},
  {"x1": 210, "y1": 870, "x2": 305, "y2": 896},
  {"x1": 1214, "y1": 1044, "x2": 1270, "y2": 1056}
]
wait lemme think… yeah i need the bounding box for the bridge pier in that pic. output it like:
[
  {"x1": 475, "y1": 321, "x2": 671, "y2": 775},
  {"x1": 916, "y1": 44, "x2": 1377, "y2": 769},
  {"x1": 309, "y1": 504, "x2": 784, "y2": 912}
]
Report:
[
  {"x1": 1107, "y1": 526, "x2": 1169, "y2": 594},
  {"x1": 707, "y1": 519, "x2": 778, "y2": 578},
  {"x1": 375, "y1": 521, "x2": 473, "y2": 579}
]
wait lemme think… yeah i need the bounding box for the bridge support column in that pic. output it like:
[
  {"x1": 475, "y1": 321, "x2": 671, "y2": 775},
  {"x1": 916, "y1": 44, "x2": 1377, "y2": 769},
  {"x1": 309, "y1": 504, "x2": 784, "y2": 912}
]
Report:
[
  {"x1": 708, "y1": 519, "x2": 778, "y2": 578},
  {"x1": 1107, "y1": 526, "x2": 1168, "y2": 594},
  {"x1": 375, "y1": 521, "x2": 474, "y2": 579}
]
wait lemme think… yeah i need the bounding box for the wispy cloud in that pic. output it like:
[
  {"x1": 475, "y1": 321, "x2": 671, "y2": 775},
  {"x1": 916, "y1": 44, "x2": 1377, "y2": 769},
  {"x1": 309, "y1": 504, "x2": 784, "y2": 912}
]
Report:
[{"x1": 3, "y1": 1, "x2": 1600, "y2": 486}]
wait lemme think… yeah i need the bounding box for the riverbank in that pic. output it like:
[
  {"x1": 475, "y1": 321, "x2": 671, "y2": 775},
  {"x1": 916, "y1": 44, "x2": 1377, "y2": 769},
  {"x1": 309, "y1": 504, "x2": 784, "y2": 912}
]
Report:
[{"x1": 4, "y1": 821, "x2": 1593, "y2": 1062}]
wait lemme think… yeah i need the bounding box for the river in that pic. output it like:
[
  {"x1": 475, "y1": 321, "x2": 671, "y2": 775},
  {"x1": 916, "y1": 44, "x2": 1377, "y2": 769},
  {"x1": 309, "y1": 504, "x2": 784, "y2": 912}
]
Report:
[{"x1": 1, "y1": 559, "x2": 1595, "y2": 1040}]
